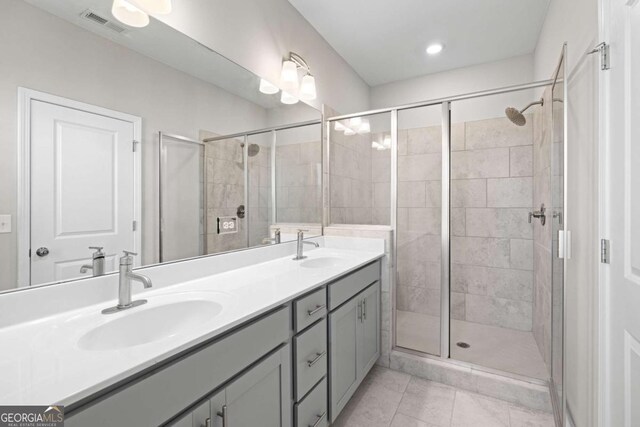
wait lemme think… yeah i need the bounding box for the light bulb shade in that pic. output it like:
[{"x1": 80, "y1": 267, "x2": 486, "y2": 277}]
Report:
[
  {"x1": 383, "y1": 136, "x2": 391, "y2": 148},
  {"x1": 334, "y1": 121, "x2": 346, "y2": 131},
  {"x1": 349, "y1": 117, "x2": 362, "y2": 128},
  {"x1": 357, "y1": 119, "x2": 371, "y2": 134},
  {"x1": 259, "y1": 79, "x2": 279, "y2": 95},
  {"x1": 129, "y1": 0, "x2": 172, "y2": 14},
  {"x1": 299, "y1": 74, "x2": 317, "y2": 101},
  {"x1": 112, "y1": 0, "x2": 149, "y2": 27},
  {"x1": 344, "y1": 128, "x2": 356, "y2": 136},
  {"x1": 280, "y1": 60, "x2": 299, "y2": 91},
  {"x1": 280, "y1": 91, "x2": 299, "y2": 105}
]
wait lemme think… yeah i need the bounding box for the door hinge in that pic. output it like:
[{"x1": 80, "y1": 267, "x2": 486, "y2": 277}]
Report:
[
  {"x1": 588, "y1": 42, "x2": 610, "y2": 71},
  {"x1": 132, "y1": 220, "x2": 137, "y2": 232},
  {"x1": 601, "y1": 239, "x2": 610, "y2": 264},
  {"x1": 132, "y1": 140, "x2": 139, "y2": 152}
]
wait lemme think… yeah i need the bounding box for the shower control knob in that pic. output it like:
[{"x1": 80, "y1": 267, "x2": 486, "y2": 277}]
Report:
[{"x1": 35, "y1": 247, "x2": 50, "y2": 257}]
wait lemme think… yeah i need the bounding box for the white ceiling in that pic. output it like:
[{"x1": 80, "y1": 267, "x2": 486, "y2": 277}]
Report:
[{"x1": 288, "y1": 0, "x2": 551, "y2": 86}]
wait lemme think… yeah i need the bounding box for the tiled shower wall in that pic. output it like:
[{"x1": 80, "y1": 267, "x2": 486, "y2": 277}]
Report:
[
  {"x1": 396, "y1": 116, "x2": 535, "y2": 332},
  {"x1": 248, "y1": 144, "x2": 272, "y2": 246},
  {"x1": 203, "y1": 137, "x2": 247, "y2": 253},
  {"x1": 330, "y1": 131, "x2": 375, "y2": 224},
  {"x1": 276, "y1": 141, "x2": 322, "y2": 224}
]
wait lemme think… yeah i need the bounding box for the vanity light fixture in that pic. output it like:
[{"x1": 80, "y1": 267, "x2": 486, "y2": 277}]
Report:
[
  {"x1": 259, "y1": 79, "x2": 280, "y2": 95},
  {"x1": 130, "y1": 0, "x2": 172, "y2": 14},
  {"x1": 280, "y1": 91, "x2": 299, "y2": 105},
  {"x1": 278, "y1": 52, "x2": 317, "y2": 102},
  {"x1": 299, "y1": 74, "x2": 317, "y2": 101},
  {"x1": 280, "y1": 60, "x2": 299, "y2": 92},
  {"x1": 426, "y1": 43, "x2": 444, "y2": 55},
  {"x1": 334, "y1": 121, "x2": 346, "y2": 132},
  {"x1": 111, "y1": 0, "x2": 149, "y2": 27},
  {"x1": 111, "y1": 0, "x2": 172, "y2": 28},
  {"x1": 357, "y1": 119, "x2": 371, "y2": 134}
]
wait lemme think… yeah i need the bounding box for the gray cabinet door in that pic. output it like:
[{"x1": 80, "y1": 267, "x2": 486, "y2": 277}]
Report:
[
  {"x1": 357, "y1": 281, "x2": 380, "y2": 381},
  {"x1": 328, "y1": 297, "x2": 359, "y2": 422},
  {"x1": 211, "y1": 345, "x2": 292, "y2": 427}
]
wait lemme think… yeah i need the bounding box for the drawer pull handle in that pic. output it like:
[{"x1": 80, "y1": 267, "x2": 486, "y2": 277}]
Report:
[
  {"x1": 217, "y1": 405, "x2": 227, "y2": 427},
  {"x1": 309, "y1": 411, "x2": 326, "y2": 427},
  {"x1": 363, "y1": 298, "x2": 367, "y2": 320},
  {"x1": 307, "y1": 304, "x2": 326, "y2": 316},
  {"x1": 307, "y1": 351, "x2": 326, "y2": 367}
]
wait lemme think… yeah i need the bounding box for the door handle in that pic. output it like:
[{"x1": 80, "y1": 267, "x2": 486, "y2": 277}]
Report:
[
  {"x1": 35, "y1": 247, "x2": 49, "y2": 257},
  {"x1": 204, "y1": 417, "x2": 211, "y2": 427},
  {"x1": 217, "y1": 405, "x2": 227, "y2": 427},
  {"x1": 362, "y1": 299, "x2": 367, "y2": 320}
]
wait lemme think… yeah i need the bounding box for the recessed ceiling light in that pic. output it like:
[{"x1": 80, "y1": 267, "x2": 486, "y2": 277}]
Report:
[{"x1": 426, "y1": 43, "x2": 444, "y2": 55}]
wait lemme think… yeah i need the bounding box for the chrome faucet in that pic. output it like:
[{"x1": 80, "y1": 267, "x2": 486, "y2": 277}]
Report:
[
  {"x1": 80, "y1": 246, "x2": 106, "y2": 276},
  {"x1": 102, "y1": 251, "x2": 152, "y2": 314},
  {"x1": 262, "y1": 228, "x2": 281, "y2": 245},
  {"x1": 293, "y1": 229, "x2": 319, "y2": 261}
]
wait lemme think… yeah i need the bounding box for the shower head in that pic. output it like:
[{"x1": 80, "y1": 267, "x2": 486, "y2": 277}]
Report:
[
  {"x1": 505, "y1": 107, "x2": 526, "y2": 126},
  {"x1": 505, "y1": 98, "x2": 544, "y2": 126},
  {"x1": 247, "y1": 143, "x2": 260, "y2": 157}
]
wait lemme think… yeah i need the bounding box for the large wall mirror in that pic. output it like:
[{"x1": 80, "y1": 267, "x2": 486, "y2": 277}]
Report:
[{"x1": 0, "y1": 0, "x2": 322, "y2": 292}]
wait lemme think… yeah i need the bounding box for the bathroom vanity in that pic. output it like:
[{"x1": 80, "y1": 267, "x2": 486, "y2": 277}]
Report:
[{"x1": 0, "y1": 237, "x2": 384, "y2": 427}]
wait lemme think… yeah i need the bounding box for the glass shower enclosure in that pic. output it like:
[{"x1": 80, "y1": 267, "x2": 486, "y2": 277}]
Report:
[{"x1": 327, "y1": 49, "x2": 567, "y2": 418}]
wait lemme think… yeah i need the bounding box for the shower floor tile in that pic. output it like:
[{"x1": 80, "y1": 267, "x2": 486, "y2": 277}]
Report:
[{"x1": 396, "y1": 310, "x2": 549, "y2": 380}]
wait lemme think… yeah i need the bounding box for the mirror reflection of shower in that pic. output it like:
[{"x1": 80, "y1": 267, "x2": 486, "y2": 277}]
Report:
[{"x1": 505, "y1": 98, "x2": 544, "y2": 126}]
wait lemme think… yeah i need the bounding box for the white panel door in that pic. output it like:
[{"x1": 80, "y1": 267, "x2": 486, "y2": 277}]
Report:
[
  {"x1": 604, "y1": 0, "x2": 640, "y2": 426},
  {"x1": 30, "y1": 100, "x2": 136, "y2": 285}
]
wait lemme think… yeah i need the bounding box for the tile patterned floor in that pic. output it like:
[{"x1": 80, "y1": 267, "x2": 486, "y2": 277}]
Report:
[{"x1": 333, "y1": 366, "x2": 556, "y2": 427}]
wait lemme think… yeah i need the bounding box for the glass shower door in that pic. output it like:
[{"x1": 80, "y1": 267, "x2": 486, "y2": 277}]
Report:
[
  {"x1": 550, "y1": 47, "x2": 566, "y2": 422},
  {"x1": 395, "y1": 104, "x2": 445, "y2": 356}
]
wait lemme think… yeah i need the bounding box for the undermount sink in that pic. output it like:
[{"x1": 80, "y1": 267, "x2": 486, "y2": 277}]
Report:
[
  {"x1": 300, "y1": 256, "x2": 347, "y2": 269},
  {"x1": 78, "y1": 298, "x2": 223, "y2": 351}
]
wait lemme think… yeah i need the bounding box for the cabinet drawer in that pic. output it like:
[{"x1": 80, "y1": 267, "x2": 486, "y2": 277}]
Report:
[
  {"x1": 294, "y1": 287, "x2": 327, "y2": 333},
  {"x1": 294, "y1": 318, "x2": 327, "y2": 401},
  {"x1": 328, "y1": 261, "x2": 380, "y2": 310},
  {"x1": 295, "y1": 378, "x2": 328, "y2": 427}
]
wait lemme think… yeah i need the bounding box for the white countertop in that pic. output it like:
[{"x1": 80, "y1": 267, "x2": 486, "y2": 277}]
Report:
[{"x1": 0, "y1": 243, "x2": 384, "y2": 407}]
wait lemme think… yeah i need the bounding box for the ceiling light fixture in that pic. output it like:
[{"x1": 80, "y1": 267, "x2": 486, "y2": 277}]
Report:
[
  {"x1": 426, "y1": 43, "x2": 444, "y2": 55},
  {"x1": 111, "y1": 0, "x2": 172, "y2": 28},
  {"x1": 259, "y1": 79, "x2": 280, "y2": 95}
]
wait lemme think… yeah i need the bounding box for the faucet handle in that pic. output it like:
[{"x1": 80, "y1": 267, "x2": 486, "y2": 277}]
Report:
[
  {"x1": 89, "y1": 246, "x2": 104, "y2": 251},
  {"x1": 123, "y1": 250, "x2": 138, "y2": 257}
]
